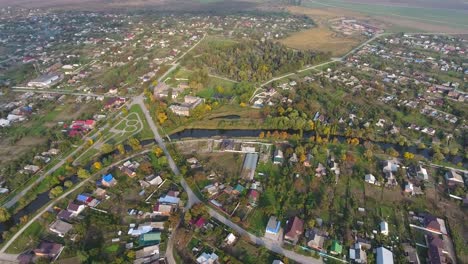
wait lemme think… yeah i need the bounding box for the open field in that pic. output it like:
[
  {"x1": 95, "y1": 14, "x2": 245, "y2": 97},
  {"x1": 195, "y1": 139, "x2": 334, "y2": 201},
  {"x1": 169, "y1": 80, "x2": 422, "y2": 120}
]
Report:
[
  {"x1": 0, "y1": 136, "x2": 47, "y2": 166},
  {"x1": 303, "y1": 0, "x2": 468, "y2": 33},
  {"x1": 167, "y1": 104, "x2": 264, "y2": 134},
  {"x1": 281, "y1": 6, "x2": 366, "y2": 56},
  {"x1": 0, "y1": 0, "x2": 260, "y2": 12}
]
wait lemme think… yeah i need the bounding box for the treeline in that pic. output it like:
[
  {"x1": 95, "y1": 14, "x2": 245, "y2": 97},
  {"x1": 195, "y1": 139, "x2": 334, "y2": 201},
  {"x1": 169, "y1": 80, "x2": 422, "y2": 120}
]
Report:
[{"x1": 184, "y1": 40, "x2": 329, "y2": 83}]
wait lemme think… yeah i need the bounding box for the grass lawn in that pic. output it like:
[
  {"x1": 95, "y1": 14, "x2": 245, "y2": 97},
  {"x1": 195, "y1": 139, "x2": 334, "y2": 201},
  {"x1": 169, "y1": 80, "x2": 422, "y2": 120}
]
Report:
[
  {"x1": 129, "y1": 104, "x2": 153, "y2": 140},
  {"x1": 6, "y1": 221, "x2": 44, "y2": 254},
  {"x1": 105, "y1": 244, "x2": 120, "y2": 253},
  {"x1": 167, "y1": 104, "x2": 264, "y2": 134}
]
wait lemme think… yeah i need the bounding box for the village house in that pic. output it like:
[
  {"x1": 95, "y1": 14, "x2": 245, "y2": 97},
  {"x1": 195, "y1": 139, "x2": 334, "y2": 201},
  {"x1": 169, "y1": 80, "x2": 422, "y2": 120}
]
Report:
[
  {"x1": 426, "y1": 234, "x2": 454, "y2": 264},
  {"x1": 139, "y1": 232, "x2": 161, "y2": 246},
  {"x1": 153, "y1": 203, "x2": 173, "y2": 216},
  {"x1": 349, "y1": 242, "x2": 368, "y2": 263},
  {"x1": 135, "y1": 244, "x2": 160, "y2": 263},
  {"x1": 416, "y1": 165, "x2": 429, "y2": 181},
  {"x1": 423, "y1": 214, "x2": 447, "y2": 235},
  {"x1": 365, "y1": 174, "x2": 377, "y2": 185},
  {"x1": 376, "y1": 247, "x2": 394, "y2": 264},
  {"x1": 119, "y1": 160, "x2": 140, "y2": 178},
  {"x1": 380, "y1": 221, "x2": 389, "y2": 236},
  {"x1": 190, "y1": 217, "x2": 207, "y2": 229},
  {"x1": 224, "y1": 233, "x2": 236, "y2": 246},
  {"x1": 67, "y1": 202, "x2": 86, "y2": 217},
  {"x1": 104, "y1": 97, "x2": 126, "y2": 109},
  {"x1": 382, "y1": 160, "x2": 399, "y2": 186},
  {"x1": 403, "y1": 243, "x2": 420, "y2": 264},
  {"x1": 49, "y1": 220, "x2": 73, "y2": 237},
  {"x1": 101, "y1": 173, "x2": 117, "y2": 187},
  {"x1": 241, "y1": 153, "x2": 259, "y2": 180},
  {"x1": 283, "y1": 216, "x2": 304, "y2": 245},
  {"x1": 169, "y1": 96, "x2": 204, "y2": 117},
  {"x1": 315, "y1": 163, "x2": 327, "y2": 178},
  {"x1": 158, "y1": 192, "x2": 180, "y2": 206},
  {"x1": 330, "y1": 241, "x2": 343, "y2": 255},
  {"x1": 57, "y1": 210, "x2": 73, "y2": 222},
  {"x1": 306, "y1": 229, "x2": 326, "y2": 251},
  {"x1": 265, "y1": 216, "x2": 283, "y2": 242},
  {"x1": 76, "y1": 193, "x2": 100, "y2": 207},
  {"x1": 444, "y1": 170, "x2": 464, "y2": 186},
  {"x1": 33, "y1": 241, "x2": 64, "y2": 261},
  {"x1": 273, "y1": 149, "x2": 284, "y2": 164},
  {"x1": 248, "y1": 189, "x2": 260, "y2": 207},
  {"x1": 23, "y1": 165, "x2": 40, "y2": 174},
  {"x1": 196, "y1": 252, "x2": 219, "y2": 264}
]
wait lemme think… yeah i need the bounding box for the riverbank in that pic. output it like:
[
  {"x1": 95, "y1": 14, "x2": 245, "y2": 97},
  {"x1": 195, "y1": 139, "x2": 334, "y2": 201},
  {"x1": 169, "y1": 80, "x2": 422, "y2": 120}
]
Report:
[{"x1": 167, "y1": 128, "x2": 466, "y2": 168}]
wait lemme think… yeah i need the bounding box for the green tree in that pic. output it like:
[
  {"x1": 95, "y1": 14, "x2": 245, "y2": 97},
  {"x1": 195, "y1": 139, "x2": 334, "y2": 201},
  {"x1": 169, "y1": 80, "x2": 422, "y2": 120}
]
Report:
[
  {"x1": 77, "y1": 168, "x2": 91, "y2": 179},
  {"x1": 49, "y1": 186, "x2": 64, "y2": 198},
  {"x1": 0, "y1": 207, "x2": 11, "y2": 222},
  {"x1": 117, "y1": 144, "x2": 125, "y2": 155},
  {"x1": 128, "y1": 138, "x2": 141, "y2": 151},
  {"x1": 64, "y1": 180, "x2": 73, "y2": 188},
  {"x1": 101, "y1": 143, "x2": 114, "y2": 154}
]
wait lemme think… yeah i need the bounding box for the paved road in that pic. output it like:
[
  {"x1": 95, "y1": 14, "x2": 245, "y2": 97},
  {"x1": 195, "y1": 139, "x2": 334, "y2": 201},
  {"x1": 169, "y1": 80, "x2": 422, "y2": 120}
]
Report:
[
  {"x1": 11, "y1": 87, "x2": 127, "y2": 98},
  {"x1": 134, "y1": 93, "x2": 324, "y2": 264},
  {"x1": 250, "y1": 33, "x2": 387, "y2": 103},
  {"x1": 0, "y1": 150, "x2": 150, "y2": 260},
  {"x1": 209, "y1": 209, "x2": 322, "y2": 264}
]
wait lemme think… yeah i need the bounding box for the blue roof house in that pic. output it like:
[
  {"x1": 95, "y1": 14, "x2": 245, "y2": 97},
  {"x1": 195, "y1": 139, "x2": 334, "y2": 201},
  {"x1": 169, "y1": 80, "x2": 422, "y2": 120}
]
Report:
[{"x1": 102, "y1": 173, "x2": 117, "y2": 187}]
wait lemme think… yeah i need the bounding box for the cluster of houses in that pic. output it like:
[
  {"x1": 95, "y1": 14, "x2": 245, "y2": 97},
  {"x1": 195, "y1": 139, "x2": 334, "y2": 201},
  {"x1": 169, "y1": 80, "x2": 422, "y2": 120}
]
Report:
[
  {"x1": 261, "y1": 211, "x2": 459, "y2": 264},
  {"x1": 330, "y1": 18, "x2": 383, "y2": 37},
  {"x1": 408, "y1": 213, "x2": 458, "y2": 264},
  {"x1": 64, "y1": 119, "x2": 96, "y2": 137},
  {"x1": 152, "y1": 81, "x2": 204, "y2": 117},
  {"x1": 0, "y1": 92, "x2": 36, "y2": 127},
  {"x1": 168, "y1": 95, "x2": 205, "y2": 117}
]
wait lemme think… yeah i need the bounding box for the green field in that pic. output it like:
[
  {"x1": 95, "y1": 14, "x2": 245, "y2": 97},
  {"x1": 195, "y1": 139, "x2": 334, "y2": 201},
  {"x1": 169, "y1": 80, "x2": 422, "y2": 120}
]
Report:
[{"x1": 305, "y1": 0, "x2": 468, "y2": 30}]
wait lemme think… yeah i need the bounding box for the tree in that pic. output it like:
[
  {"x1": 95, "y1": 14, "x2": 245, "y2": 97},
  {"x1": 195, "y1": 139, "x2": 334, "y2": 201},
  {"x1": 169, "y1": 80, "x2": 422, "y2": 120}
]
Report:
[
  {"x1": 93, "y1": 161, "x2": 102, "y2": 171},
  {"x1": 364, "y1": 149, "x2": 373, "y2": 160},
  {"x1": 433, "y1": 151, "x2": 445, "y2": 162},
  {"x1": 117, "y1": 144, "x2": 125, "y2": 155},
  {"x1": 77, "y1": 168, "x2": 90, "y2": 179},
  {"x1": 157, "y1": 112, "x2": 168, "y2": 124},
  {"x1": 152, "y1": 146, "x2": 163, "y2": 157},
  {"x1": 386, "y1": 147, "x2": 399, "y2": 158},
  {"x1": 64, "y1": 180, "x2": 73, "y2": 188},
  {"x1": 0, "y1": 207, "x2": 10, "y2": 222},
  {"x1": 128, "y1": 138, "x2": 141, "y2": 151},
  {"x1": 403, "y1": 152, "x2": 415, "y2": 160},
  {"x1": 101, "y1": 143, "x2": 114, "y2": 154},
  {"x1": 49, "y1": 186, "x2": 64, "y2": 198},
  {"x1": 126, "y1": 251, "x2": 136, "y2": 260},
  {"x1": 139, "y1": 162, "x2": 153, "y2": 174},
  {"x1": 121, "y1": 107, "x2": 128, "y2": 116},
  {"x1": 259, "y1": 132, "x2": 265, "y2": 139},
  {"x1": 184, "y1": 212, "x2": 192, "y2": 224}
]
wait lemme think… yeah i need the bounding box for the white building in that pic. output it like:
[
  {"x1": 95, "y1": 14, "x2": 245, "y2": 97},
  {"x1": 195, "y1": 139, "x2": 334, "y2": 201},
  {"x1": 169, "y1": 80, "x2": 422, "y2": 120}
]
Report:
[
  {"x1": 416, "y1": 166, "x2": 429, "y2": 181},
  {"x1": 196, "y1": 252, "x2": 218, "y2": 264},
  {"x1": 27, "y1": 73, "x2": 62, "y2": 88},
  {"x1": 376, "y1": 247, "x2": 394, "y2": 264},
  {"x1": 380, "y1": 221, "x2": 389, "y2": 236},
  {"x1": 365, "y1": 174, "x2": 376, "y2": 185}
]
